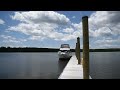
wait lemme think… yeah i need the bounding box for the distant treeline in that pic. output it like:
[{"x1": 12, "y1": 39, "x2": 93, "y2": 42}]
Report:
[
  {"x1": 0, "y1": 47, "x2": 120, "y2": 52},
  {"x1": 0, "y1": 47, "x2": 59, "y2": 52},
  {"x1": 89, "y1": 49, "x2": 120, "y2": 52},
  {"x1": 0, "y1": 47, "x2": 75, "y2": 52}
]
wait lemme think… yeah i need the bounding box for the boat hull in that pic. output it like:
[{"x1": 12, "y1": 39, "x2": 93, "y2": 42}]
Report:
[{"x1": 58, "y1": 51, "x2": 72, "y2": 59}]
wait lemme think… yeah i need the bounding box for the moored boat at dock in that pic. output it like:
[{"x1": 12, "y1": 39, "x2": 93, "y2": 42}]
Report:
[{"x1": 58, "y1": 44, "x2": 72, "y2": 59}]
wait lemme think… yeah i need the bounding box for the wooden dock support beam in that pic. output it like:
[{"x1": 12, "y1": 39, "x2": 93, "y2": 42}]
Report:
[
  {"x1": 82, "y1": 16, "x2": 89, "y2": 79},
  {"x1": 75, "y1": 37, "x2": 81, "y2": 64},
  {"x1": 75, "y1": 43, "x2": 77, "y2": 57},
  {"x1": 77, "y1": 37, "x2": 81, "y2": 64}
]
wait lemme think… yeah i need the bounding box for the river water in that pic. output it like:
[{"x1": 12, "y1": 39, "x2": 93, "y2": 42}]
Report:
[
  {"x1": 0, "y1": 52, "x2": 68, "y2": 79},
  {"x1": 0, "y1": 52, "x2": 120, "y2": 79}
]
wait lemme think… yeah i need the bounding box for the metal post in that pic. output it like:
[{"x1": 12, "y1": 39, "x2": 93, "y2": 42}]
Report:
[{"x1": 82, "y1": 16, "x2": 89, "y2": 79}]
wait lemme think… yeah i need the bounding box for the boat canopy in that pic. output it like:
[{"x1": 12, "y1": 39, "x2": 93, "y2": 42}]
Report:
[{"x1": 60, "y1": 44, "x2": 70, "y2": 48}]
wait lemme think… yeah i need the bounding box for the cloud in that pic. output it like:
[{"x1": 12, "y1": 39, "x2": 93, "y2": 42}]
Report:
[
  {"x1": 88, "y1": 11, "x2": 120, "y2": 48},
  {"x1": 63, "y1": 28, "x2": 74, "y2": 33},
  {"x1": 8, "y1": 22, "x2": 76, "y2": 41},
  {"x1": 0, "y1": 19, "x2": 5, "y2": 24},
  {"x1": 71, "y1": 23, "x2": 83, "y2": 38},
  {"x1": 28, "y1": 36, "x2": 45, "y2": 41},
  {"x1": 11, "y1": 11, "x2": 70, "y2": 25},
  {"x1": 71, "y1": 11, "x2": 120, "y2": 38},
  {"x1": 61, "y1": 34, "x2": 76, "y2": 41},
  {"x1": 0, "y1": 35, "x2": 20, "y2": 43},
  {"x1": 7, "y1": 11, "x2": 120, "y2": 48},
  {"x1": 8, "y1": 11, "x2": 78, "y2": 41},
  {"x1": 71, "y1": 11, "x2": 120, "y2": 48},
  {"x1": 94, "y1": 27, "x2": 113, "y2": 37},
  {"x1": 0, "y1": 35, "x2": 27, "y2": 43},
  {"x1": 93, "y1": 36, "x2": 120, "y2": 48},
  {"x1": 95, "y1": 38, "x2": 119, "y2": 45},
  {"x1": 89, "y1": 11, "x2": 120, "y2": 37}
]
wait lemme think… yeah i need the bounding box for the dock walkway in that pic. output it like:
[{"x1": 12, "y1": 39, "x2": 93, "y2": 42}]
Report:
[{"x1": 58, "y1": 55, "x2": 83, "y2": 79}]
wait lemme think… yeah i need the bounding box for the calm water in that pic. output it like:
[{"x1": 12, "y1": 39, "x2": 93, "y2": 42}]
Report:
[
  {"x1": 0, "y1": 52, "x2": 69, "y2": 79},
  {"x1": 0, "y1": 52, "x2": 120, "y2": 79},
  {"x1": 90, "y1": 52, "x2": 120, "y2": 79}
]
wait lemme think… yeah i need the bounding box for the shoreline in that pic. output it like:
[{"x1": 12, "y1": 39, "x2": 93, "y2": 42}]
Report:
[{"x1": 0, "y1": 48, "x2": 120, "y2": 52}]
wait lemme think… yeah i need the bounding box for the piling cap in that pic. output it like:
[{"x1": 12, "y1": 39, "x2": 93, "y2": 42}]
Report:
[
  {"x1": 77, "y1": 37, "x2": 80, "y2": 39},
  {"x1": 82, "y1": 16, "x2": 88, "y2": 19}
]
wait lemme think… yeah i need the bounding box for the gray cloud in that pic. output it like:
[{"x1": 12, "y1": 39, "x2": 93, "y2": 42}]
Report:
[{"x1": 107, "y1": 11, "x2": 120, "y2": 24}]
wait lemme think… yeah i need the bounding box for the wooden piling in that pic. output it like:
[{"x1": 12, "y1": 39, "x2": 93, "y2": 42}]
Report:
[
  {"x1": 75, "y1": 43, "x2": 77, "y2": 57},
  {"x1": 77, "y1": 37, "x2": 81, "y2": 64},
  {"x1": 82, "y1": 16, "x2": 89, "y2": 79}
]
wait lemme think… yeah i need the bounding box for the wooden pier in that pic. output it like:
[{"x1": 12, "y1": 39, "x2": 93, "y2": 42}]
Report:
[
  {"x1": 58, "y1": 55, "x2": 91, "y2": 79},
  {"x1": 59, "y1": 16, "x2": 91, "y2": 79},
  {"x1": 58, "y1": 55, "x2": 83, "y2": 79}
]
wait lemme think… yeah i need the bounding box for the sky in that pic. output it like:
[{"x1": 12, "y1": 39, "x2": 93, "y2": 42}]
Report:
[{"x1": 0, "y1": 11, "x2": 120, "y2": 49}]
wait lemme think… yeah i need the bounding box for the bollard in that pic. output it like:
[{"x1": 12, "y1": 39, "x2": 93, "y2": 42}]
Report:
[{"x1": 82, "y1": 16, "x2": 89, "y2": 79}]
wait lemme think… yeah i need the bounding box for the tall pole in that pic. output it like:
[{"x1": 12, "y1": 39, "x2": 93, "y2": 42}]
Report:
[
  {"x1": 77, "y1": 37, "x2": 81, "y2": 64},
  {"x1": 82, "y1": 16, "x2": 89, "y2": 79},
  {"x1": 75, "y1": 43, "x2": 77, "y2": 57}
]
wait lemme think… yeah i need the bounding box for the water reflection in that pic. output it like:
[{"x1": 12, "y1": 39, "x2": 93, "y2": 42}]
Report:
[
  {"x1": 57, "y1": 58, "x2": 69, "y2": 76},
  {"x1": 0, "y1": 53, "x2": 70, "y2": 79},
  {"x1": 1, "y1": 52, "x2": 120, "y2": 79}
]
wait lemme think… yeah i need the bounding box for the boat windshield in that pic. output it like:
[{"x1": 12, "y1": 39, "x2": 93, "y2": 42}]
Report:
[
  {"x1": 60, "y1": 50, "x2": 70, "y2": 52},
  {"x1": 61, "y1": 44, "x2": 70, "y2": 48}
]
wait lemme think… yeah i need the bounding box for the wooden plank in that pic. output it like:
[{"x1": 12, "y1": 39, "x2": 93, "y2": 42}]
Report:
[{"x1": 58, "y1": 55, "x2": 83, "y2": 79}]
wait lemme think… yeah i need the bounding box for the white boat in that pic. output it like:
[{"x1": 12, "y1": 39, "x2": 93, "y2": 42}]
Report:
[{"x1": 58, "y1": 44, "x2": 72, "y2": 59}]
